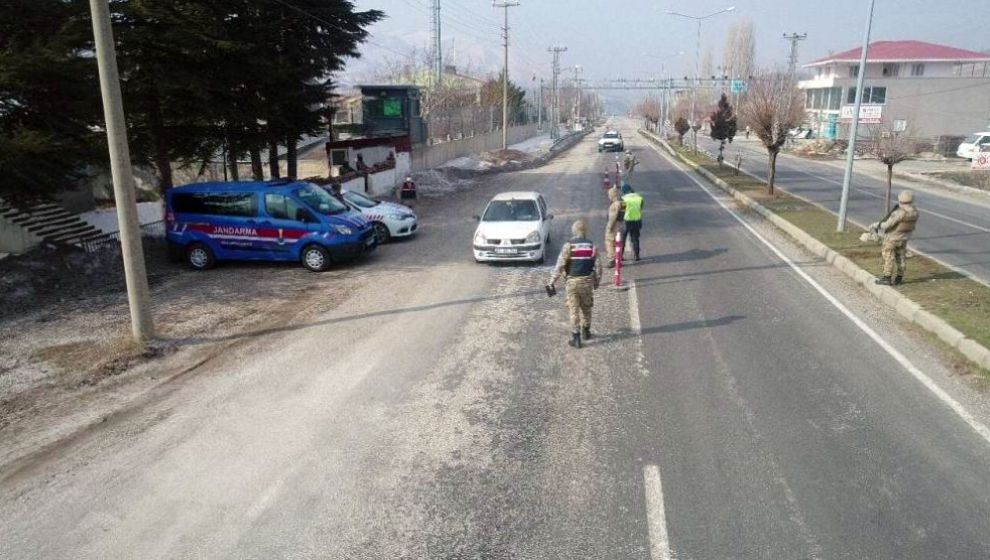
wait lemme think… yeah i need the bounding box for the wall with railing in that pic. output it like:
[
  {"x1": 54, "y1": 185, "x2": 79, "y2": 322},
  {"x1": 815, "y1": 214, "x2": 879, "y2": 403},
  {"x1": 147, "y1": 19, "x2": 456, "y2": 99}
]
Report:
[{"x1": 410, "y1": 124, "x2": 539, "y2": 171}]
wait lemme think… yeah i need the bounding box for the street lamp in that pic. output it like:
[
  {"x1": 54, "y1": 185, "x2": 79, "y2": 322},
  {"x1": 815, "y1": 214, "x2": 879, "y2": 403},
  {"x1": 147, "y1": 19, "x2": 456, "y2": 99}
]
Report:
[
  {"x1": 665, "y1": 6, "x2": 735, "y2": 149},
  {"x1": 642, "y1": 51, "x2": 684, "y2": 132}
]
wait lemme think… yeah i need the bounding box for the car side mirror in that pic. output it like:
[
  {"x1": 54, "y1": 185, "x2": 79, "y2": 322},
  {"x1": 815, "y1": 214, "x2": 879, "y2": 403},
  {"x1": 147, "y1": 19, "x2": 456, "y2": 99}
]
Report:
[
  {"x1": 472, "y1": 215, "x2": 481, "y2": 221},
  {"x1": 546, "y1": 214, "x2": 554, "y2": 220}
]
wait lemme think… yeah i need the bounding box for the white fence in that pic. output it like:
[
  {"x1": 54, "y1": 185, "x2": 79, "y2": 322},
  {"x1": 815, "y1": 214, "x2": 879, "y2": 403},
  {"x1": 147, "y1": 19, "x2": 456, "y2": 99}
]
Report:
[{"x1": 411, "y1": 124, "x2": 538, "y2": 171}]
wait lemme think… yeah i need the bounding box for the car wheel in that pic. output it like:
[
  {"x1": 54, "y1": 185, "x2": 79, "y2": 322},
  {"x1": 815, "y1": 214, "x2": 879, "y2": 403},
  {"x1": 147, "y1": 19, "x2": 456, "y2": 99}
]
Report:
[
  {"x1": 186, "y1": 242, "x2": 215, "y2": 270},
  {"x1": 301, "y1": 244, "x2": 331, "y2": 272},
  {"x1": 373, "y1": 222, "x2": 391, "y2": 244}
]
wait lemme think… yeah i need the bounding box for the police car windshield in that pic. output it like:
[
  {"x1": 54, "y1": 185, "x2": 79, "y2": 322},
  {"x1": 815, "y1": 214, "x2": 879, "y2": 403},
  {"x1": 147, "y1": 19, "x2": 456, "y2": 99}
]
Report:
[
  {"x1": 604, "y1": 132, "x2": 619, "y2": 138},
  {"x1": 344, "y1": 191, "x2": 379, "y2": 209},
  {"x1": 482, "y1": 200, "x2": 540, "y2": 222},
  {"x1": 296, "y1": 185, "x2": 348, "y2": 215}
]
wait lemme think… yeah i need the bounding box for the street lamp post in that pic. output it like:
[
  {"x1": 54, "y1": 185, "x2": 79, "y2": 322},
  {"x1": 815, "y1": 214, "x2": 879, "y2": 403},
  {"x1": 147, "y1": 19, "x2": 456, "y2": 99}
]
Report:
[
  {"x1": 837, "y1": 0, "x2": 876, "y2": 232},
  {"x1": 665, "y1": 6, "x2": 735, "y2": 150}
]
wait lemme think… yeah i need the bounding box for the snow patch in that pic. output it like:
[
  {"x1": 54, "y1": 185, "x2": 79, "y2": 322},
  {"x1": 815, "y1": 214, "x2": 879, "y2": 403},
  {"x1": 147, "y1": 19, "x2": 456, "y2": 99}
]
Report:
[{"x1": 79, "y1": 202, "x2": 164, "y2": 233}]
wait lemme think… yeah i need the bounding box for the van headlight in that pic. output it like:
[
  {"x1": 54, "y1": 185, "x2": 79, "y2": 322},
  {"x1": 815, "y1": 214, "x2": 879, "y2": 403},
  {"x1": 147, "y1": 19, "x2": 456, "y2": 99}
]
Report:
[
  {"x1": 525, "y1": 230, "x2": 541, "y2": 243},
  {"x1": 474, "y1": 231, "x2": 487, "y2": 245},
  {"x1": 334, "y1": 225, "x2": 353, "y2": 235}
]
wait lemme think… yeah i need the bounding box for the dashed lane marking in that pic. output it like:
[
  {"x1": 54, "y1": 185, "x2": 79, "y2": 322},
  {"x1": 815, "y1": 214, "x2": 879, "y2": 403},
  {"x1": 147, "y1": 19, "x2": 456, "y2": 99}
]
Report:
[{"x1": 644, "y1": 464, "x2": 673, "y2": 560}]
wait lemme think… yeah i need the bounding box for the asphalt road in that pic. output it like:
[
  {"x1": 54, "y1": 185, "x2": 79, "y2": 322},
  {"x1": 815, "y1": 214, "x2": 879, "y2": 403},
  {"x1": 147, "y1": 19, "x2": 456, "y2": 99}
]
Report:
[
  {"x1": 2, "y1": 124, "x2": 989, "y2": 559},
  {"x1": 689, "y1": 132, "x2": 990, "y2": 285}
]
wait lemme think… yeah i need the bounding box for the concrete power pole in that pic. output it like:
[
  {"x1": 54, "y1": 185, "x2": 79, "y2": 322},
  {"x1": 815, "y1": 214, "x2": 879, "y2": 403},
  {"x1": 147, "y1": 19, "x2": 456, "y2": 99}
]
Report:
[
  {"x1": 431, "y1": 0, "x2": 442, "y2": 87},
  {"x1": 570, "y1": 65, "x2": 583, "y2": 130},
  {"x1": 88, "y1": 0, "x2": 154, "y2": 343},
  {"x1": 493, "y1": 1, "x2": 520, "y2": 150},
  {"x1": 537, "y1": 78, "x2": 544, "y2": 131},
  {"x1": 783, "y1": 32, "x2": 808, "y2": 76},
  {"x1": 838, "y1": 0, "x2": 875, "y2": 232},
  {"x1": 548, "y1": 46, "x2": 567, "y2": 140}
]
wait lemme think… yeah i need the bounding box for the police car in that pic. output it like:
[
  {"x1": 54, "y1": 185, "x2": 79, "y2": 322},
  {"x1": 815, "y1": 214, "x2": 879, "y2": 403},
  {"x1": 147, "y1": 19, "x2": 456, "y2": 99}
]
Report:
[
  {"x1": 166, "y1": 180, "x2": 376, "y2": 272},
  {"x1": 340, "y1": 189, "x2": 418, "y2": 244}
]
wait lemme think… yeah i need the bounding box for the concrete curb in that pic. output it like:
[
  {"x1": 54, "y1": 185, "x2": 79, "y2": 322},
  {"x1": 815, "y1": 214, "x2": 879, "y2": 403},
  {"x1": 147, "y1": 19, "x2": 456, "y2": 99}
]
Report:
[{"x1": 639, "y1": 128, "x2": 990, "y2": 370}]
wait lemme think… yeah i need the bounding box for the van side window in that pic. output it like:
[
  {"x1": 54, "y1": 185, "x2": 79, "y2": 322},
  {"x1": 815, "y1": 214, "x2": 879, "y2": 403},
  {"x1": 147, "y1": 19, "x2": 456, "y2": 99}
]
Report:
[
  {"x1": 172, "y1": 192, "x2": 257, "y2": 217},
  {"x1": 265, "y1": 194, "x2": 310, "y2": 222}
]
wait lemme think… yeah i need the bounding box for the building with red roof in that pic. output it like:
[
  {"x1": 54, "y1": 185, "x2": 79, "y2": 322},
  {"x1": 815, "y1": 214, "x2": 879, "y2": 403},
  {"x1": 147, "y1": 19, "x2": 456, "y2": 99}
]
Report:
[{"x1": 798, "y1": 40, "x2": 990, "y2": 145}]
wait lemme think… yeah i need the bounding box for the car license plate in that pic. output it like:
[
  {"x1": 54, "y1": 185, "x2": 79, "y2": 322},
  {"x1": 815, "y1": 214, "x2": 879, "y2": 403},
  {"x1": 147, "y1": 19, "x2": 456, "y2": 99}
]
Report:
[{"x1": 495, "y1": 247, "x2": 516, "y2": 255}]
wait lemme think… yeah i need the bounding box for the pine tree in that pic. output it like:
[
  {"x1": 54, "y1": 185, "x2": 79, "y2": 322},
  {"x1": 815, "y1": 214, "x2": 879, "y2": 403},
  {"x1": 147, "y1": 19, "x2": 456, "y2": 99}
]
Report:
[{"x1": 709, "y1": 93, "x2": 737, "y2": 166}]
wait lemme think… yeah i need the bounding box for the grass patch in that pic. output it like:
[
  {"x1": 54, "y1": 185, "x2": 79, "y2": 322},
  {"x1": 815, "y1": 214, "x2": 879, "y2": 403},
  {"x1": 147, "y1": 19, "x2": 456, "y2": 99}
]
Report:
[
  {"x1": 926, "y1": 171, "x2": 990, "y2": 191},
  {"x1": 666, "y1": 141, "x2": 990, "y2": 359}
]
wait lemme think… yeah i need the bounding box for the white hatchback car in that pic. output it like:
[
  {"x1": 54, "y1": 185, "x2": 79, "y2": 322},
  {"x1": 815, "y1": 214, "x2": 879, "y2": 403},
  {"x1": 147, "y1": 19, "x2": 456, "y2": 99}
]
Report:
[
  {"x1": 472, "y1": 192, "x2": 553, "y2": 263},
  {"x1": 341, "y1": 189, "x2": 418, "y2": 244}
]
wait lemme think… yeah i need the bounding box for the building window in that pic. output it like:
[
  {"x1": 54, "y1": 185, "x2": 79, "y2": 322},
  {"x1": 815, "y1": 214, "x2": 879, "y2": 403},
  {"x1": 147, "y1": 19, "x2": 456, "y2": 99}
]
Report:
[
  {"x1": 911, "y1": 63, "x2": 925, "y2": 76},
  {"x1": 881, "y1": 63, "x2": 900, "y2": 77},
  {"x1": 846, "y1": 86, "x2": 887, "y2": 105},
  {"x1": 828, "y1": 86, "x2": 842, "y2": 110},
  {"x1": 849, "y1": 65, "x2": 859, "y2": 78}
]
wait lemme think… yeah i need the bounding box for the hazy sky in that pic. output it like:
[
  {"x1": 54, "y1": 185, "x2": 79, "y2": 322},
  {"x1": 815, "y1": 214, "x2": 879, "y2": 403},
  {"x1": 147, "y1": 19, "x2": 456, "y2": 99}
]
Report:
[{"x1": 348, "y1": 0, "x2": 988, "y2": 81}]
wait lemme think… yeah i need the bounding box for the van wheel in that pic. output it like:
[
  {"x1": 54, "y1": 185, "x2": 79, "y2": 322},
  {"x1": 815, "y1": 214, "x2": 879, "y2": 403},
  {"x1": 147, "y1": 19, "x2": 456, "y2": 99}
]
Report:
[
  {"x1": 186, "y1": 242, "x2": 215, "y2": 270},
  {"x1": 301, "y1": 244, "x2": 331, "y2": 272},
  {"x1": 373, "y1": 222, "x2": 391, "y2": 244}
]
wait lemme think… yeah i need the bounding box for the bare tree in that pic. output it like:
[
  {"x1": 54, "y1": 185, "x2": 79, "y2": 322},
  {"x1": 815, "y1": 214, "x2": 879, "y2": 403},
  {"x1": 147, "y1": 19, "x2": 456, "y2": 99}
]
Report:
[
  {"x1": 740, "y1": 69, "x2": 805, "y2": 194},
  {"x1": 635, "y1": 98, "x2": 661, "y2": 132},
  {"x1": 722, "y1": 19, "x2": 756, "y2": 82},
  {"x1": 869, "y1": 121, "x2": 915, "y2": 210}
]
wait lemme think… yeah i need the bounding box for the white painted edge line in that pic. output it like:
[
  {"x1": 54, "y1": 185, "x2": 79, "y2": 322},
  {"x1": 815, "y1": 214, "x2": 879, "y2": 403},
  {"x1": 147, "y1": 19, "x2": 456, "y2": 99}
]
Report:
[
  {"x1": 653, "y1": 143, "x2": 990, "y2": 447},
  {"x1": 644, "y1": 464, "x2": 672, "y2": 560},
  {"x1": 629, "y1": 279, "x2": 642, "y2": 336}
]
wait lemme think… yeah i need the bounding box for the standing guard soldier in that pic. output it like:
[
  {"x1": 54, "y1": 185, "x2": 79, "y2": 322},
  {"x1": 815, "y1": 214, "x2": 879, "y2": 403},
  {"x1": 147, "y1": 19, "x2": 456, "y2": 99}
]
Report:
[{"x1": 547, "y1": 220, "x2": 603, "y2": 348}]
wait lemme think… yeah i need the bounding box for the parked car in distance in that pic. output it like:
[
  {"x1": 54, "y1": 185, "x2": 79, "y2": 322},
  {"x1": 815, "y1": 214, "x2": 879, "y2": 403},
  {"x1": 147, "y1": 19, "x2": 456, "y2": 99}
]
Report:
[
  {"x1": 598, "y1": 131, "x2": 624, "y2": 152},
  {"x1": 339, "y1": 189, "x2": 418, "y2": 244},
  {"x1": 472, "y1": 192, "x2": 553, "y2": 263},
  {"x1": 957, "y1": 132, "x2": 990, "y2": 160},
  {"x1": 166, "y1": 180, "x2": 375, "y2": 272}
]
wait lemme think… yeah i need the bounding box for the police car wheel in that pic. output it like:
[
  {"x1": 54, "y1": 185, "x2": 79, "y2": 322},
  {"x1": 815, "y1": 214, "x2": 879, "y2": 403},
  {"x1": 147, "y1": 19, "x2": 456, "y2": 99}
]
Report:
[
  {"x1": 301, "y1": 245, "x2": 331, "y2": 272},
  {"x1": 186, "y1": 243, "x2": 215, "y2": 270},
  {"x1": 373, "y1": 222, "x2": 390, "y2": 244}
]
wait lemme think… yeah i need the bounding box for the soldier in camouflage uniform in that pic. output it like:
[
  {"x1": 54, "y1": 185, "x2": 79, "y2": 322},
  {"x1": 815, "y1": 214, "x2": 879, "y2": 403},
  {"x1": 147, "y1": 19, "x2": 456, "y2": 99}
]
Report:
[
  {"x1": 548, "y1": 220, "x2": 603, "y2": 348},
  {"x1": 623, "y1": 150, "x2": 639, "y2": 178},
  {"x1": 871, "y1": 190, "x2": 919, "y2": 286},
  {"x1": 605, "y1": 186, "x2": 624, "y2": 267}
]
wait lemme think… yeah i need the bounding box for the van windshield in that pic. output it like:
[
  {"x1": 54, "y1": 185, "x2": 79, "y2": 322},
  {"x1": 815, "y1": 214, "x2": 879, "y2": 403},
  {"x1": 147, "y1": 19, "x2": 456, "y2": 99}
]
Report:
[{"x1": 296, "y1": 185, "x2": 349, "y2": 215}]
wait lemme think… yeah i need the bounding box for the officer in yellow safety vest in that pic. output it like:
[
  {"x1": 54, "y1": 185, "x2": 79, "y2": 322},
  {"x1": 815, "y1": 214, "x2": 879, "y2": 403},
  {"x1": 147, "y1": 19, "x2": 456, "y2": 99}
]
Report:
[{"x1": 620, "y1": 184, "x2": 644, "y2": 261}]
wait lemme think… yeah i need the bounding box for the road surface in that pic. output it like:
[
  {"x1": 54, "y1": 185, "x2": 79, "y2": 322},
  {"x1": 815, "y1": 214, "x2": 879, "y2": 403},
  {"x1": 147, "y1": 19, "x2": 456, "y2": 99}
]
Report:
[
  {"x1": 2, "y1": 124, "x2": 990, "y2": 559},
  {"x1": 691, "y1": 132, "x2": 990, "y2": 285}
]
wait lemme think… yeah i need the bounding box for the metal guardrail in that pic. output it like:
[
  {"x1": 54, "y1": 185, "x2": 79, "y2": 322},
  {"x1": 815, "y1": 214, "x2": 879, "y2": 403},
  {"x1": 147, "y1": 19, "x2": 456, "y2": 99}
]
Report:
[{"x1": 79, "y1": 220, "x2": 166, "y2": 254}]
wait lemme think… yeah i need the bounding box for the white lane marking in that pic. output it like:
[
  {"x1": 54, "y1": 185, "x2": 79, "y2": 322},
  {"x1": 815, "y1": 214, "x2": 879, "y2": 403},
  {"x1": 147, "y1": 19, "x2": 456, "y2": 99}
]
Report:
[
  {"x1": 629, "y1": 279, "x2": 642, "y2": 335},
  {"x1": 643, "y1": 464, "x2": 673, "y2": 560},
  {"x1": 655, "y1": 146, "x2": 990, "y2": 446}
]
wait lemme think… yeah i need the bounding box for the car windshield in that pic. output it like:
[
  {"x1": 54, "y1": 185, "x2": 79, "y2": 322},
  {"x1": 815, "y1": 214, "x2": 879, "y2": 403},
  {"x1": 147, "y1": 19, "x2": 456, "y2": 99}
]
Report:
[
  {"x1": 482, "y1": 199, "x2": 540, "y2": 222},
  {"x1": 964, "y1": 134, "x2": 981, "y2": 144},
  {"x1": 295, "y1": 185, "x2": 349, "y2": 215},
  {"x1": 604, "y1": 132, "x2": 619, "y2": 138},
  {"x1": 343, "y1": 191, "x2": 379, "y2": 209}
]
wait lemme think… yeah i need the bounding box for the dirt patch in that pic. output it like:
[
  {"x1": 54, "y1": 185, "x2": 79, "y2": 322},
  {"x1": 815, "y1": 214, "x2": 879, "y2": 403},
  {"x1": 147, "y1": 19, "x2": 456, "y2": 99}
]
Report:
[
  {"x1": 481, "y1": 149, "x2": 532, "y2": 166},
  {"x1": 925, "y1": 171, "x2": 990, "y2": 191}
]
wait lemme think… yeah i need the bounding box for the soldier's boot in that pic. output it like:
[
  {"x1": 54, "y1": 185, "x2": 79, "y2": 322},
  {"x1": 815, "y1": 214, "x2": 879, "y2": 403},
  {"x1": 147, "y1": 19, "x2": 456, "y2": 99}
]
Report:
[
  {"x1": 875, "y1": 276, "x2": 892, "y2": 286},
  {"x1": 894, "y1": 275, "x2": 904, "y2": 285},
  {"x1": 568, "y1": 332, "x2": 582, "y2": 349},
  {"x1": 582, "y1": 326, "x2": 592, "y2": 340}
]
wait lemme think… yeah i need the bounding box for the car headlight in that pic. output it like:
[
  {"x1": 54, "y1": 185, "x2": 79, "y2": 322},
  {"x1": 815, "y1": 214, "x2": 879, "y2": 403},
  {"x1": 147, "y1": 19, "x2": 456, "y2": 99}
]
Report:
[
  {"x1": 334, "y1": 225, "x2": 353, "y2": 235},
  {"x1": 474, "y1": 231, "x2": 487, "y2": 245},
  {"x1": 386, "y1": 212, "x2": 407, "y2": 220},
  {"x1": 525, "y1": 230, "x2": 541, "y2": 243}
]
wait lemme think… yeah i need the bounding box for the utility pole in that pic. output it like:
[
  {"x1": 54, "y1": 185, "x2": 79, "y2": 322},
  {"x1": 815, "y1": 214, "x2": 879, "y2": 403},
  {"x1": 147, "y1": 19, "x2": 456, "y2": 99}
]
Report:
[
  {"x1": 88, "y1": 0, "x2": 154, "y2": 343},
  {"x1": 548, "y1": 46, "x2": 567, "y2": 140},
  {"x1": 570, "y1": 65, "x2": 583, "y2": 130},
  {"x1": 537, "y1": 78, "x2": 544, "y2": 131},
  {"x1": 783, "y1": 32, "x2": 808, "y2": 76},
  {"x1": 493, "y1": 1, "x2": 520, "y2": 150},
  {"x1": 837, "y1": 0, "x2": 875, "y2": 232},
  {"x1": 431, "y1": 0, "x2": 442, "y2": 87}
]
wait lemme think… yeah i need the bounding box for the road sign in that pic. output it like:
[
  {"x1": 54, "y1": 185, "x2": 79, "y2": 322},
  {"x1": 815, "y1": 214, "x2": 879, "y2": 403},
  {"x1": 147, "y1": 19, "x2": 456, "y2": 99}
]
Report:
[
  {"x1": 972, "y1": 152, "x2": 990, "y2": 171},
  {"x1": 730, "y1": 79, "x2": 748, "y2": 94},
  {"x1": 840, "y1": 104, "x2": 883, "y2": 124}
]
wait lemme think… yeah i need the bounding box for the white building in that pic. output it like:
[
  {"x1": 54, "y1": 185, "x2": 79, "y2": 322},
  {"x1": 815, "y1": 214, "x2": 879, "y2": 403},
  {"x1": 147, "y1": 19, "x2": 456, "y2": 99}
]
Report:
[{"x1": 799, "y1": 40, "x2": 990, "y2": 145}]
